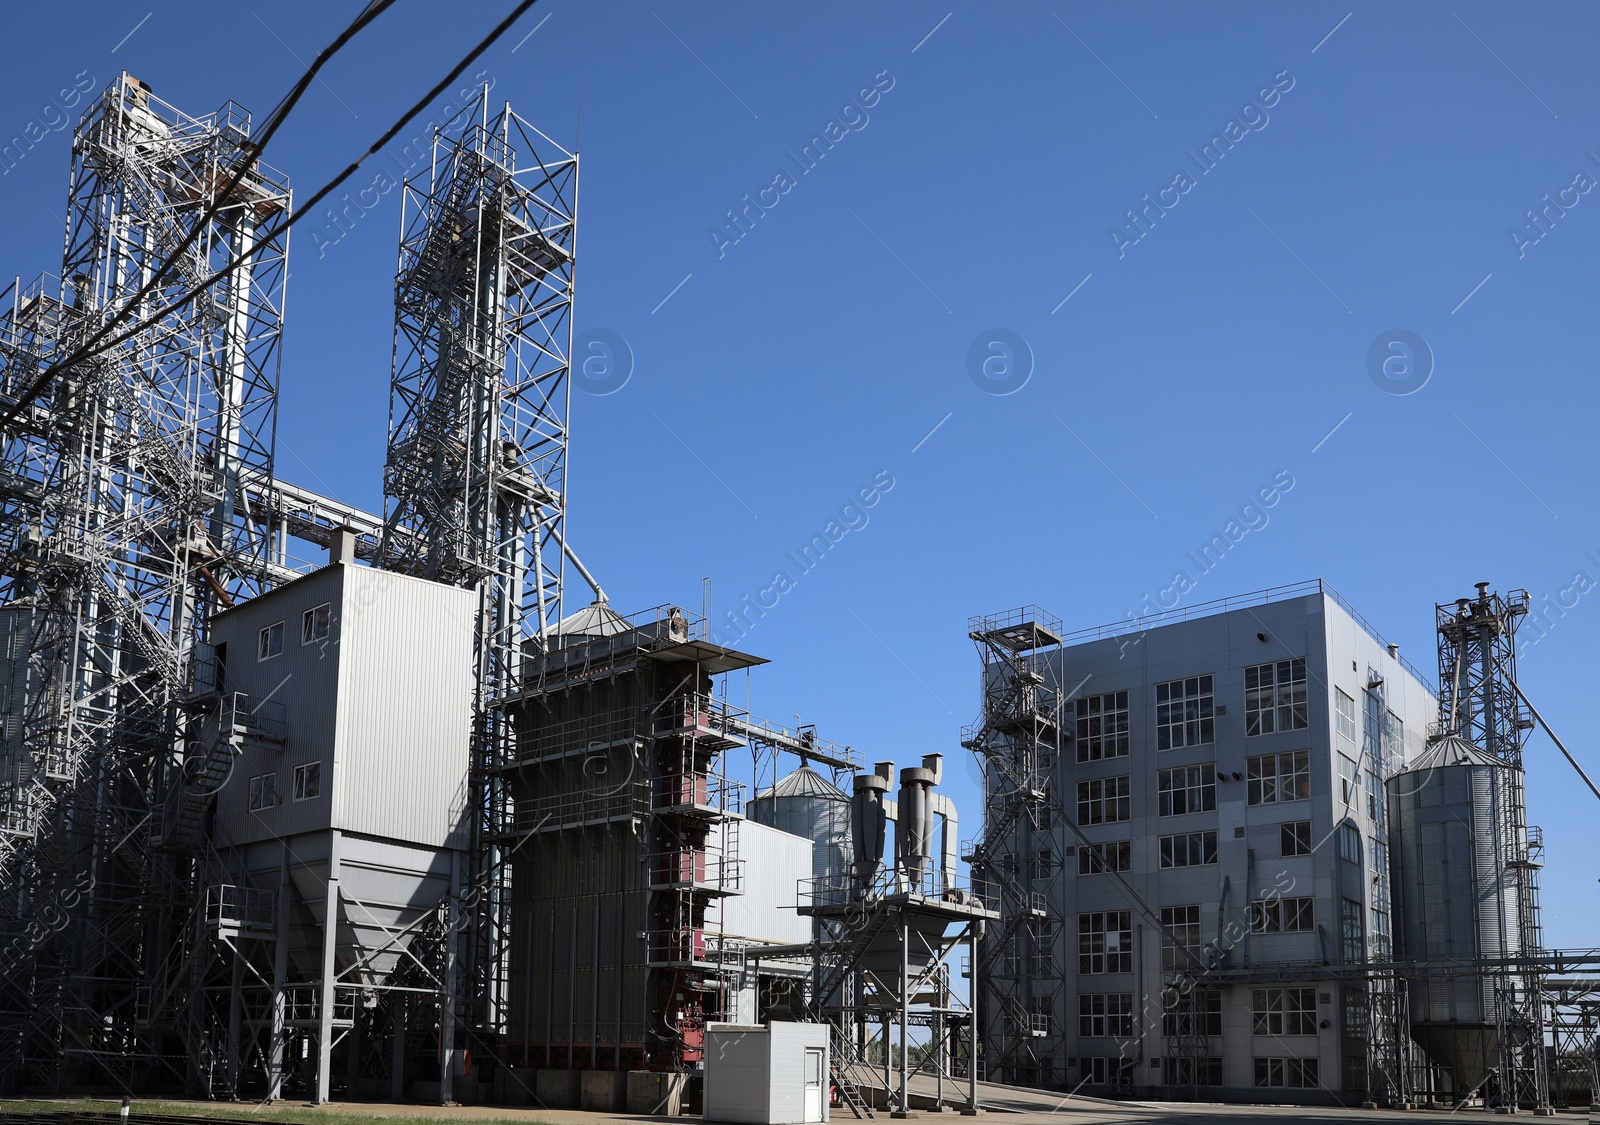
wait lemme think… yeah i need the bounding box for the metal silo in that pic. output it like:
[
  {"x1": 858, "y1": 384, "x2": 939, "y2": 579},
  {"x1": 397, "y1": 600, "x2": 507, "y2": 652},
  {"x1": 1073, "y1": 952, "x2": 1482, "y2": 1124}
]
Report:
[
  {"x1": 748, "y1": 764, "x2": 853, "y2": 889},
  {"x1": 1388, "y1": 733, "x2": 1524, "y2": 1097}
]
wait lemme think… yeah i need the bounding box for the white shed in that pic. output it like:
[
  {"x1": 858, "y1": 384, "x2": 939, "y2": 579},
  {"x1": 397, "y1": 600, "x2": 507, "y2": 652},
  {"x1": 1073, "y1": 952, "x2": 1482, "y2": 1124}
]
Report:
[{"x1": 705, "y1": 1021, "x2": 830, "y2": 1124}]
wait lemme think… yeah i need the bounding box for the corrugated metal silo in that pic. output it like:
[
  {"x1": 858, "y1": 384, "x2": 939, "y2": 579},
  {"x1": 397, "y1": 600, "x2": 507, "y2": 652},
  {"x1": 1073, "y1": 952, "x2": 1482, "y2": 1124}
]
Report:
[
  {"x1": 748, "y1": 764, "x2": 853, "y2": 886},
  {"x1": 1388, "y1": 733, "x2": 1523, "y2": 1094}
]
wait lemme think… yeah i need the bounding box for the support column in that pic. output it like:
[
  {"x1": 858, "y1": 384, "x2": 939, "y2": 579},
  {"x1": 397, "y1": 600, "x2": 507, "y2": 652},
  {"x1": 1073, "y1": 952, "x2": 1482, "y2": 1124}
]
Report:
[
  {"x1": 440, "y1": 852, "x2": 461, "y2": 1104},
  {"x1": 227, "y1": 943, "x2": 245, "y2": 1096},
  {"x1": 391, "y1": 1001, "x2": 407, "y2": 1102},
  {"x1": 893, "y1": 914, "x2": 912, "y2": 1118},
  {"x1": 963, "y1": 922, "x2": 981, "y2": 1115},
  {"x1": 315, "y1": 830, "x2": 342, "y2": 1105},
  {"x1": 267, "y1": 844, "x2": 290, "y2": 1102}
]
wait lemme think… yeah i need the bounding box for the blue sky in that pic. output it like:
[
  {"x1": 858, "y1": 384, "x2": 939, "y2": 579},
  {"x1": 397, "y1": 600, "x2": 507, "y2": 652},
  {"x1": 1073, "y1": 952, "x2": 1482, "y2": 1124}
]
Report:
[{"x1": 2, "y1": 2, "x2": 1597, "y2": 947}]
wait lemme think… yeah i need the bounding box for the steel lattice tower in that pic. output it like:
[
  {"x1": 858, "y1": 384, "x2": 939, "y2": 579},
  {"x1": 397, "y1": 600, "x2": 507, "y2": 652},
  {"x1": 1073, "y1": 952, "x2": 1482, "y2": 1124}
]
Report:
[
  {"x1": 379, "y1": 89, "x2": 583, "y2": 1056},
  {"x1": 962, "y1": 607, "x2": 1066, "y2": 1087},
  {"x1": 0, "y1": 74, "x2": 289, "y2": 1093},
  {"x1": 1434, "y1": 583, "x2": 1548, "y2": 1112}
]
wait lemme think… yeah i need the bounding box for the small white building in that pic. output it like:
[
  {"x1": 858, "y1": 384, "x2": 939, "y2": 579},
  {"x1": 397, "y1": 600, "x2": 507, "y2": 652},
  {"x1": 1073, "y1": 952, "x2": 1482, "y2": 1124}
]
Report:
[{"x1": 705, "y1": 1021, "x2": 831, "y2": 1124}]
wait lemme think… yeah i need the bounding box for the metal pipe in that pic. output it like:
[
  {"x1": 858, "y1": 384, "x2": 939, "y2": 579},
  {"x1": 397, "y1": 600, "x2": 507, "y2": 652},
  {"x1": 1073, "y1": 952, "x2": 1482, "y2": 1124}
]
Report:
[{"x1": 1508, "y1": 676, "x2": 1600, "y2": 803}]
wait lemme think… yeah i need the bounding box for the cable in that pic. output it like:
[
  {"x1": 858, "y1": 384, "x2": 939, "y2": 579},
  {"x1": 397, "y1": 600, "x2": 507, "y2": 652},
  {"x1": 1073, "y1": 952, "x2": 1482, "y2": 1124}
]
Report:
[
  {"x1": 0, "y1": 0, "x2": 404, "y2": 427},
  {"x1": 2, "y1": 0, "x2": 541, "y2": 432}
]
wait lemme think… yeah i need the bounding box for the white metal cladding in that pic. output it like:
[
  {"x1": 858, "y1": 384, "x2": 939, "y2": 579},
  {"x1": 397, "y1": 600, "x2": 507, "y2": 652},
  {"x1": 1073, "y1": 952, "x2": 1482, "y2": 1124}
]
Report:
[
  {"x1": 330, "y1": 564, "x2": 475, "y2": 848},
  {"x1": 711, "y1": 820, "x2": 811, "y2": 946},
  {"x1": 209, "y1": 564, "x2": 474, "y2": 849},
  {"x1": 768, "y1": 1021, "x2": 830, "y2": 1123},
  {"x1": 705, "y1": 1025, "x2": 771, "y2": 1123}
]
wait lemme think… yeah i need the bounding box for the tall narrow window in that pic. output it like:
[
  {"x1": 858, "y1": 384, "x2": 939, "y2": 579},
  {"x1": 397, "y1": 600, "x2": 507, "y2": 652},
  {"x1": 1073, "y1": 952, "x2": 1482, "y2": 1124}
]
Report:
[
  {"x1": 258, "y1": 621, "x2": 284, "y2": 661},
  {"x1": 1335, "y1": 688, "x2": 1356, "y2": 741},
  {"x1": 302, "y1": 602, "x2": 331, "y2": 645}
]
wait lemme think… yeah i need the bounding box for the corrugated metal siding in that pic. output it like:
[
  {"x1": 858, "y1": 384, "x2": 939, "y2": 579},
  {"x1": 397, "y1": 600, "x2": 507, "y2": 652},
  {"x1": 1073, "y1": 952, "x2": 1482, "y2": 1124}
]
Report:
[
  {"x1": 768, "y1": 1022, "x2": 829, "y2": 1123},
  {"x1": 713, "y1": 821, "x2": 812, "y2": 945},
  {"x1": 332, "y1": 565, "x2": 475, "y2": 848},
  {"x1": 705, "y1": 1026, "x2": 771, "y2": 1123},
  {"x1": 211, "y1": 566, "x2": 346, "y2": 846}
]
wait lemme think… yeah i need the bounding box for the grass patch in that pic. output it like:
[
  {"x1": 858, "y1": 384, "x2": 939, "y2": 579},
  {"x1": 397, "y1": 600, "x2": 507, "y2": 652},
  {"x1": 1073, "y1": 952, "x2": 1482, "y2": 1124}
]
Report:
[{"x1": 0, "y1": 1100, "x2": 555, "y2": 1125}]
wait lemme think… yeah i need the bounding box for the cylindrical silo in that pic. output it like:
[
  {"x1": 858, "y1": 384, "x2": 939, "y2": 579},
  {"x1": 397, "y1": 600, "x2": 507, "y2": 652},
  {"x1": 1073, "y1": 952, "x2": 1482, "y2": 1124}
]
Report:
[
  {"x1": 1387, "y1": 733, "x2": 1524, "y2": 1097},
  {"x1": 748, "y1": 764, "x2": 854, "y2": 893}
]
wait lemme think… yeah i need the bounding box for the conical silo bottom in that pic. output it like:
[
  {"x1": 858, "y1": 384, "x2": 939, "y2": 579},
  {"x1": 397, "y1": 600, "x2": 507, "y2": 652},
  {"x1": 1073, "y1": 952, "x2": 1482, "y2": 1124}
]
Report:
[{"x1": 1411, "y1": 1024, "x2": 1499, "y2": 1099}]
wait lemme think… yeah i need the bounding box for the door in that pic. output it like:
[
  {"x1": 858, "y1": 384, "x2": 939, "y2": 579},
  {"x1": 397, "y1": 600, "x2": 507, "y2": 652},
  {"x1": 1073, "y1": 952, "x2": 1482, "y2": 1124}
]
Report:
[{"x1": 803, "y1": 1047, "x2": 825, "y2": 1122}]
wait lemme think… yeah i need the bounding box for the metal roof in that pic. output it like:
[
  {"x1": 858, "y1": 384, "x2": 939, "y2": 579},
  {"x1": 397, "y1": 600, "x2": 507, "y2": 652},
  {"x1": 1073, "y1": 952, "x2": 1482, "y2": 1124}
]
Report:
[
  {"x1": 760, "y1": 764, "x2": 848, "y2": 802},
  {"x1": 1403, "y1": 732, "x2": 1506, "y2": 771}
]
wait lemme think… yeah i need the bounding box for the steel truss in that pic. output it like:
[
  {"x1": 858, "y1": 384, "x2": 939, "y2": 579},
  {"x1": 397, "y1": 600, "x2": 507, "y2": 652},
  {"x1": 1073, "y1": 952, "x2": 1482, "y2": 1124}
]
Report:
[
  {"x1": 1436, "y1": 584, "x2": 1548, "y2": 1111},
  {"x1": 0, "y1": 74, "x2": 289, "y2": 1094},
  {"x1": 961, "y1": 607, "x2": 1066, "y2": 1087},
  {"x1": 377, "y1": 87, "x2": 587, "y2": 1087}
]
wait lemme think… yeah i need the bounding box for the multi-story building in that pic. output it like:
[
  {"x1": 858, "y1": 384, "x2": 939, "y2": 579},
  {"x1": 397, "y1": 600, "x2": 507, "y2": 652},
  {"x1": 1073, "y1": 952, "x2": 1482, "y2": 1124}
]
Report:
[{"x1": 974, "y1": 580, "x2": 1437, "y2": 1104}]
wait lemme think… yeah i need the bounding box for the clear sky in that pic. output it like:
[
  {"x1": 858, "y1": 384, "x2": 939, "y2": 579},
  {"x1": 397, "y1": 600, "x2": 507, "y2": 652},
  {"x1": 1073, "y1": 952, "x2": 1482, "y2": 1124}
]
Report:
[{"x1": 2, "y1": 2, "x2": 1597, "y2": 948}]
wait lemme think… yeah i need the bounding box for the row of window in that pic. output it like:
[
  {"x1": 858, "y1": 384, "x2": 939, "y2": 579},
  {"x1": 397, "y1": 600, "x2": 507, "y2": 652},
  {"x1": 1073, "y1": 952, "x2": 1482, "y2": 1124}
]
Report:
[
  {"x1": 1075, "y1": 752, "x2": 1311, "y2": 826},
  {"x1": 1075, "y1": 1055, "x2": 1318, "y2": 1089},
  {"x1": 257, "y1": 602, "x2": 331, "y2": 661},
  {"x1": 247, "y1": 762, "x2": 322, "y2": 810},
  {"x1": 1075, "y1": 819, "x2": 1315, "y2": 875},
  {"x1": 1081, "y1": 899, "x2": 1315, "y2": 976},
  {"x1": 1074, "y1": 660, "x2": 1308, "y2": 761},
  {"x1": 1074, "y1": 988, "x2": 1317, "y2": 1039}
]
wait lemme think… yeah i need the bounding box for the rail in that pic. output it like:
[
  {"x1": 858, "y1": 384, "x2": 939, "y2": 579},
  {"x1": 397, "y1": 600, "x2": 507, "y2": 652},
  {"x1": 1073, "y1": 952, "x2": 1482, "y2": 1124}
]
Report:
[{"x1": 800, "y1": 867, "x2": 992, "y2": 911}]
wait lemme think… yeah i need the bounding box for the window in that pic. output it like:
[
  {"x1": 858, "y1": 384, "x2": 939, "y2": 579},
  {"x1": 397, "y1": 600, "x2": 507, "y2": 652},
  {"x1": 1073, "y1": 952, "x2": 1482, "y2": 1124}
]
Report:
[
  {"x1": 1338, "y1": 754, "x2": 1361, "y2": 807},
  {"x1": 1281, "y1": 821, "x2": 1312, "y2": 856},
  {"x1": 1078, "y1": 841, "x2": 1131, "y2": 875},
  {"x1": 247, "y1": 773, "x2": 278, "y2": 812},
  {"x1": 1162, "y1": 988, "x2": 1221, "y2": 1036},
  {"x1": 1366, "y1": 768, "x2": 1384, "y2": 823},
  {"x1": 1247, "y1": 750, "x2": 1310, "y2": 804},
  {"x1": 1342, "y1": 986, "x2": 1370, "y2": 1038},
  {"x1": 293, "y1": 761, "x2": 322, "y2": 801},
  {"x1": 1079, "y1": 993, "x2": 1134, "y2": 1038},
  {"x1": 1255, "y1": 1057, "x2": 1319, "y2": 1088},
  {"x1": 1076, "y1": 691, "x2": 1129, "y2": 761},
  {"x1": 1252, "y1": 987, "x2": 1318, "y2": 1035},
  {"x1": 1155, "y1": 675, "x2": 1213, "y2": 749},
  {"x1": 1159, "y1": 831, "x2": 1217, "y2": 868},
  {"x1": 1335, "y1": 688, "x2": 1356, "y2": 741},
  {"x1": 1251, "y1": 896, "x2": 1314, "y2": 933},
  {"x1": 1368, "y1": 838, "x2": 1388, "y2": 881},
  {"x1": 1076, "y1": 776, "x2": 1130, "y2": 825},
  {"x1": 1029, "y1": 995, "x2": 1052, "y2": 1035},
  {"x1": 1031, "y1": 920, "x2": 1056, "y2": 975},
  {"x1": 1077, "y1": 1057, "x2": 1134, "y2": 1087},
  {"x1": 1384, "y1": 712, "x2": 1404, "y2": 767},
  {"x1": 258, "y1": 621, "x2": 284, "y2": 661},
  {"x1": 302, "y1": 602, "x2": 331, "y2": 645},
  {"x1": 1158, "y1": 764, "x2": 1216, "y2": 816},
  {"x1": 1341, "y1": 897, "x2": 1364, "y2": 961},
  {"x1": 1245, "y1": 658, "x2": 1308, "y2": 735},
  {"x1": 1162, "y1": 1057, "x2": 1223, "y2": 1086},
  {"x1": 1161, "y1": 905, "x2": 1200, "y2": 971},
  {"x1": 1079, "y1": 911, "x2": 1133, "y2": 974},
  {"x1": 1337, "y1": 821, "x2": 1362, "y2": 864},
  {"x1": 1370, "y1": 906, "x2": 1391, "y2": 960}
]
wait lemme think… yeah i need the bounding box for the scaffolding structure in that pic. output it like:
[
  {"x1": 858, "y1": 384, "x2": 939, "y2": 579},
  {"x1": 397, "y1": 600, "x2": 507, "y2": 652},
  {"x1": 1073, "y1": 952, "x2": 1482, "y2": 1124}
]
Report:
[
  {"x1": 377, "y1": 88, "x2": 588, "y2": 1082},
  {"x1": 0, "y1": 74, "x2": 290, "y2": 1094},
  {"x1": 1434, "y1": 584, "x2": 1548, "y2": 1110},
  {"x1": 961, "y1": 607, "x2": 1066, "y2": 1087}
]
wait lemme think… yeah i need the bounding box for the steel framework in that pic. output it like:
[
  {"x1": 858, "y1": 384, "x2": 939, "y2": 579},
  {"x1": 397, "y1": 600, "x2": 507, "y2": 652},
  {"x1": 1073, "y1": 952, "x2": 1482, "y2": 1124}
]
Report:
[
  {"x1": 961, "y1": 607, "x2": 1066, "y2": 1087},
  {"x1": 0, "y1": 74, "x2": 290, "y2": 1093},
  {"x1": 378, "y1": 87, "x2": 590, "y2": 1086},
  {"x1": 1435, "y1": 584, "x2": 1548, "y2": 1111}
]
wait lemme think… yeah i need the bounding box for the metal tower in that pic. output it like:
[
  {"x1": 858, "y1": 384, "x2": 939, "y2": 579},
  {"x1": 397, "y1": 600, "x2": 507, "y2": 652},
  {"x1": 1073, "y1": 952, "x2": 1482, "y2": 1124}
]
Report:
[
  {"x1": 0, "y1": 74, "x2": 289, "y2": 1092},
  {"x1": 961, "y1": 607, "x2": 1066, "y2": 1087},
  {"x1": 379, "y1": 88, "x2": 588, "y2": 1063},
  {"x1": 1434, "y1": 583, "x2": 1548, "y2": 1111}
]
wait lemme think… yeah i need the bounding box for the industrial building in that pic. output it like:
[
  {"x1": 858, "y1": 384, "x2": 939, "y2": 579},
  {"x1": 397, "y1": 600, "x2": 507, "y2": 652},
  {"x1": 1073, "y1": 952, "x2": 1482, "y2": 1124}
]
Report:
[
  {"x1": 965, "y1": 581, "x2": 1600, "y2": 1109},
  {"x1": 0, "y1": 72, "x2": 989, "y2": 1114},
  {"x1": 0, "y1": 68, "x2": 1596, "y2": 1119}
]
